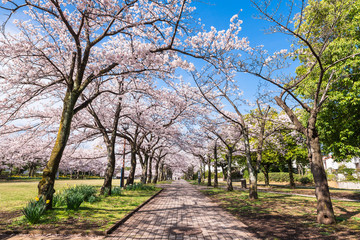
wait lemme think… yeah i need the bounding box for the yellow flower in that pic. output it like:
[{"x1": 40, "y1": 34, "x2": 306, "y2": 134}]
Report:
[
  {"x1": 35, "y1": 197, "x2": 39, "y2": 201},
  {"x1": 46, "y1": 200, "x2": 50, "y2": 204}
]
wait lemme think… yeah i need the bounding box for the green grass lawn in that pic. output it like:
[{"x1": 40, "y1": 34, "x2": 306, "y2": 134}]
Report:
[
  {"x1": 0, "y1": 179, "x2": 161, "y2": 234},
  {"x1": 0, "y1": 179, "x2": 121, "y2": 211}
]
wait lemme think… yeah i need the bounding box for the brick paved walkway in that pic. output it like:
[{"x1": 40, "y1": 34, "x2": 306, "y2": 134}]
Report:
[{"x1": 107, "y1": 180, "x2": 257, "y2": 240}]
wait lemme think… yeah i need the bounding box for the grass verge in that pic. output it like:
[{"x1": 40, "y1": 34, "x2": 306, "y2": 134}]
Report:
[
  {"x1": 0, "y1": 179, "x2": 160, "y2": 235},
  {"x1": 201, "y1": 188, "x2": 360, "y2": 239},
  {"x1": 188, "y1": 179, "x2": 360, "y2": 201}
]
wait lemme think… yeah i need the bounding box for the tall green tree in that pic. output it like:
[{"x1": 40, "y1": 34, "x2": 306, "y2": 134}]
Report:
[
  {"x1": 248, "y1": 0, "x2": 360, "y2": 224},
  {"x1": 299, "y1": 0, "x2": 360, "y2": 161}
]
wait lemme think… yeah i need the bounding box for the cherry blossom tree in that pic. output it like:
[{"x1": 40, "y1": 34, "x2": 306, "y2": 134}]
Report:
[{"x1": 0, "y1": 0, "x2": 247, "y2": 204}]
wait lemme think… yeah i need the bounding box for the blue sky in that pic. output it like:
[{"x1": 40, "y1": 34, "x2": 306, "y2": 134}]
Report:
[
  {"x1": 193, "y1": 0, "x2": 295, "y2": 51},
  {"x1": 188, "y1": 0, "x2": 298, "y2": 109}
]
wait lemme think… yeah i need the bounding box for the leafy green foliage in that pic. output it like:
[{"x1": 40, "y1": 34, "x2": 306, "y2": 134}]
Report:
[
  {"x1": 294, "y1": 0, "x2": 360, "y2": 160},
  {"x1": 299, "y1": 176, "x2": 313, "y2": 185},
  {"x1": 65, "y1": 192, "x2": 84, "y2": 210},
  {"x1": 52, "y1": 192, "x2": 66, "y2": 207},
  {"x1": 125, "y1": 183, "x2": 155, "y2": 191},
  {"x1": 337, "y1": 165, "x2": 360, "y2": 181},
  {"x1": 53, "y1": 185, "x2": 98, "y2": 210},
  {"x1": 88, "y1": 195, "x2": 100, "y2": 203},
  {"x1": 257, "y1": 172, "x2": 314, "y2": 184},
  {"x1": 111, "y1": 186, "x2": 122, "y2": 196},
  {"x1": 71, "y1": 185, "x2": 97, "y2": 202},
  {"x1": 22, "y1": 196, "x2": 47, "y2": 224}
]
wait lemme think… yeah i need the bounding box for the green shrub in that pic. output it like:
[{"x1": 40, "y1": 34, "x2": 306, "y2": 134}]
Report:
[
  {"x1": 327, "y1": 174, "x2": 337, "y2": 181},
  {"x1": 257, "y1": 173, "x2": 265, "y2": 182},
  {"x1": 22, "y1": 196, "x2": 47, "y2": 224},
  {"x1": 125, "y1": 183, "x2": 155, "y2": 191},
  {"x1": 72, "y1": 185, "x2": 97, "y2": 202},
  {"x1": 256, "y1": 172, "x2": 290, "y2": 182},
  {"x1": 102, "y1": 187, "x2": 110, "y2": 196},
  {"x1": 88, "y1": 195, "x2": 100, "y2": 203},
  {"x1": 299, "y1": 176, "x2": 312, "y2": 184},
  {"x1": 65, "y1": 191, "x2": 84, "y2": 210},
  {"x1": 53, "y1": 184, "x2": 97, "y2": 209},
  {"x1": 52, "y1": 192, "x2": 66, "y2": 207},
  {"x1": 112, "y1": 186, "x2": 122, "y2": 196},
  {"x1": 256, "y1": 172, "x2": 314, "y2": 184}
]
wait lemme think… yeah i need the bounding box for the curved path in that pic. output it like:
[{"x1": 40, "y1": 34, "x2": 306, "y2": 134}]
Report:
[{"x1": 107, "y1": 180, "x2": 257, "y2": 240}]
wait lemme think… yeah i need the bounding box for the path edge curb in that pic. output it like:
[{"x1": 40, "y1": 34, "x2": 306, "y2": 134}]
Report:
[{"x1": 105, "y1": 188, "x2": 164, "y2": 235}]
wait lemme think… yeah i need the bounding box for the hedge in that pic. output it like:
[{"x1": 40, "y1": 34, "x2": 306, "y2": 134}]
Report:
[{"x1": 255, "y1": 172, "x2": 314, "y2": 184}]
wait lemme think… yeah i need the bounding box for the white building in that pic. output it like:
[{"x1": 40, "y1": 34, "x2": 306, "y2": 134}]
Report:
[{"x1": 323, "y1": 155, "x2": 360, "y2": 171}]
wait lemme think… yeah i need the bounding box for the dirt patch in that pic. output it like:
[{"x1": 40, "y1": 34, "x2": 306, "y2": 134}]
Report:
[
  {"x1": 0, "y1": 211, "x2": 22, "y2": 231},
  {"x1": 0, "y1": 212, "x2": 105, "y2": 236}
]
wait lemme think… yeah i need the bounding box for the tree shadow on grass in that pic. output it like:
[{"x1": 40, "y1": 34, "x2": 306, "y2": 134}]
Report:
[
  {"x1": 227, "y1": 208, "x2": 360, "y2": 240},
  {"x1": 335, "y1": 206, "x2": 360, "y2": 222},
  {"x1": 204, "y1": 191, "x2": 360, "y2": 240}
]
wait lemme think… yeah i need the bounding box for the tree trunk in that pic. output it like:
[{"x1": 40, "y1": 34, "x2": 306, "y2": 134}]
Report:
[
  {"x1": 167, "y1": 167, "x2": 172, "y2": 180},
  {"x1": 100, "y1": 143, "x2": 116, "y2": 195},
  {"x1": 202, "y1": 161, "x2": 206, "y2": 180},
  {"x1": 207, "y1": 156, "x2": 211, "y2": 186},
  {"x1": 288, "y1": 158, "x2": 295, "y2": 189},
  {"x1": 38, "y1": 91, "x2": 78, "y2": 209},
  {"x1": 161, "y1": 164, "x2": 166, "y2": 181},
  {"x1": 147, "y1": 156, "x2": 153, "y2": 184},
  {"x1": 141, "y1": 154, "x2": 149, "y2": 184},
  {"x1": 226, "y1": 152, "x2": 233, "y2": 191},
  {"x1": 153, "y1": 159, "x2": 160, "y2": 184},
  {"x1": 29, "y1": 165, "x2": 35, "y2": 178},
  {"x1": 126, "y1": 144, "x2": 137, "y2": 185},
  {"x1": 221, "y1": 164, "x2": 227, "y2": 181},
  {"x1": 298, "y1": 164, "x2": 304, "y2": 176},
  {"x1": 309, "y1": 134, "x2": 336, "y2": 224},
  {"x1": 214, "y1": 143, "x2": 218, "y2": 188},
  {"x1": 244, "y1": 133, "x2": 258, "y2": 199},
  {"x1": 159, "y1": 163, "x2": 164, "y2": 181},
  {"x1": 262, "y1": 165, "x2": 270, "y2": 186}
]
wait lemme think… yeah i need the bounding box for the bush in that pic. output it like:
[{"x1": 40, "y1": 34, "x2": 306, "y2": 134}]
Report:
[
  {"x1": 22, "y1": 196, "x2": 47, "y2": 224},
  {"x1": 299, "y1": 176, "x2": 312, "y2": 184},
  {"x1": 327, "y1": 173, "x2": 337, "y2": 181},
  {"x1": 112, "y1": 186, "x2": 122, "y2": 196},
  {"x1": 256, "y1": 172, "x2": 290, "y2": 182},
  {"x1": 125, "y1": 183, "x2": 155, "y2": 191},
  {"x1": 72, "y1": 185, "x2": 97, "y2": 202},
  {"x1": 52, "y1": 192, "x2": 66, "y2": 207},
  {"x1": 256, "y1": 172, "x2": 314, "y2": 184},
  {"x1": 65, "y1": 191, "x2": 84, "y2": 210},
  {"x1": 52, "y1": 184, "x2": 97, "y2": 209},
  {"x1": 88, "y1": 195, "x2": 100, "y2": 203}
]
